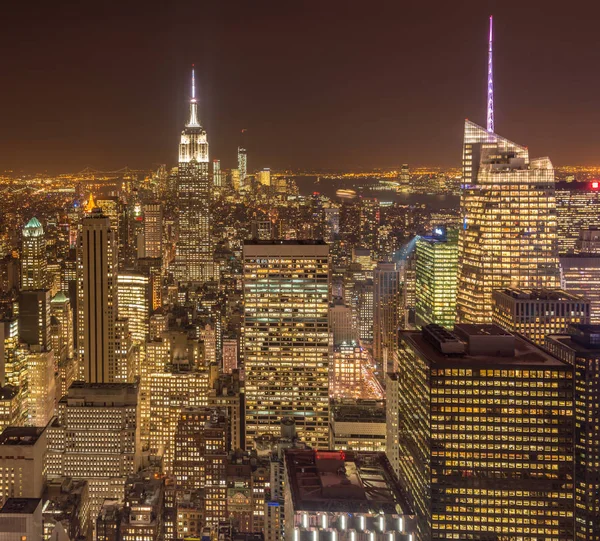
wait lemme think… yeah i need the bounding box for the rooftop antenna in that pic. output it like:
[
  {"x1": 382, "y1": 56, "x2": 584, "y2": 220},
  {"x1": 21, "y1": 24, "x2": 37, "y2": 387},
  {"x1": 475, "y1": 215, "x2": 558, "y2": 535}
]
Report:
[
  {"x1": 487, "y1": 15, "x2": 494, "y2": 133},
  {"x1": 191, "y1": 63, "x2": 196, "y2": 102}
]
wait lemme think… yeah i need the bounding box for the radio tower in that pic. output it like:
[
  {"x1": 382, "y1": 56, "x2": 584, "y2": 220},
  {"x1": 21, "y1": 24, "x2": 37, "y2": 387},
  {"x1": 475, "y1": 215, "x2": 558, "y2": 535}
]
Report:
[{"x1": 487, "y1": 15, "x2": 494, "y2": 133}]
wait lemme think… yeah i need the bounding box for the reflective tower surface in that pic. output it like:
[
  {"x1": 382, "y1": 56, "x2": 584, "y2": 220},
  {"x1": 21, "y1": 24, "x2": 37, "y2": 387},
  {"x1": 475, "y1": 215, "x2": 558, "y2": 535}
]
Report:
[
  {"x1": 175, "y1": 68, "x2": 214, "y2": 282},
  {"x1": 456, "y1": 121, "x2": 559, "y2": 323}
]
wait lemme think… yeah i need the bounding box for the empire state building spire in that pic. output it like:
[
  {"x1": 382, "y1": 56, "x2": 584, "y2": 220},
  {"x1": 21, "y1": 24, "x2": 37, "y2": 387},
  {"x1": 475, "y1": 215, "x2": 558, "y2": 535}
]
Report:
[{"x1": 186, "y1": 66, "x2": 200, "y2": 128}]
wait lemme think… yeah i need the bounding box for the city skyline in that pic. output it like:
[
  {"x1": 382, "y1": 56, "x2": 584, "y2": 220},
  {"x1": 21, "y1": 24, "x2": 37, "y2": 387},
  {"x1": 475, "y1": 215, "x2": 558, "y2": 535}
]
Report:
[{"x1": 2, "y1": 3, "x2": 600, "y2": 172}]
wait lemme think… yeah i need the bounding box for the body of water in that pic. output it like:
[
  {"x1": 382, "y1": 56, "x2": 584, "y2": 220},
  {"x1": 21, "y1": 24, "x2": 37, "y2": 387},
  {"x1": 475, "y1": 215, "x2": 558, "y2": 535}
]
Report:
[{"x1": 294, "y1": 175, "x2": 459, "y2": 211}]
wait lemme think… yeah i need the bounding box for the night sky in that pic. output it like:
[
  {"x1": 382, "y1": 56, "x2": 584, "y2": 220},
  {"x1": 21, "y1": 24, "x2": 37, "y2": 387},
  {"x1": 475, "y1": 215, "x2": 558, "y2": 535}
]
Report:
[{"x1": 2, "y1": 1, "x2": 600, "y2": 173}]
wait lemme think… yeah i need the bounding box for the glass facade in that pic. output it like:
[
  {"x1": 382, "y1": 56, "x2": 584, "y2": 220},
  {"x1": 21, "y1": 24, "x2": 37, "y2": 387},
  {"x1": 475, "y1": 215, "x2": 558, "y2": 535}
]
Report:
[
  {"x1": 457, "y1": 121, "x2": 559, "y2": 323},
  {"x1": 415, "y1": 230, "x2": 458, "y2": 329}
]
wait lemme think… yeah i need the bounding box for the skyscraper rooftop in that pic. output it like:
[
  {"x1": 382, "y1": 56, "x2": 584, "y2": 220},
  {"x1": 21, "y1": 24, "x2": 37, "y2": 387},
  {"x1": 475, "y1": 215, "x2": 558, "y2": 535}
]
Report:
[{"x1": 23, "y1": 217, "x2": 43, "y2": 237}]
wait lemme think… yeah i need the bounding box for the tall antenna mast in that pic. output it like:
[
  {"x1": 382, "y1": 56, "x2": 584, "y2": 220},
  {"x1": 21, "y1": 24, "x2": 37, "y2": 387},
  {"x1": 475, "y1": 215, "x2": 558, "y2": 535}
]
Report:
[
  {"x1": 191, "y1": 64, "x2": 196, "y2": 101},
  {"x1": 487, "y1": 15, "x2": 494, "y2": 133}
]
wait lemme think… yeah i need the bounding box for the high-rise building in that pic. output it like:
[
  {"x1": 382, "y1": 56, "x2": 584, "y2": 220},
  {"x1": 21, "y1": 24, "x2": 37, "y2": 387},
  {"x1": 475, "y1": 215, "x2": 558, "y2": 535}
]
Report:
[
  {"x1": 230, "y1": 169, "x2": 240, "y2": 191},
  {"x1": 0, "y1": 498, "x2": 43, "y2": 541},
  {"x1": 492, "y1": 287, "x2": 590, "y2": 345},
  {"x1": 141, "y1": 202, "x2": 163, "y2": 259},
  {"x1": 323, "y1": 207, "x2": 340, "y2": 243},
  {"x1": 283, "y1": 450, "x2": 415, "y2": 541},
  {"x1": 21, "y1": 218, "x2": 46, "y2": 291},
  {"x1": 26, "y1": 351, "x2": 55, "y2": 426},
  {"x1": 355, "y1": 280, "x2": 373, "y2": 343},
  {"x1": 243, "y1": 241, "x2": 330, "y2": 449},
  {"x1": 77, "y1": 207, "x2": 118, "y2": 383},
  {"x1": 50, "y1": 291, "x2": 74, "y2": 363},
  {"x1": 546, "y1": 325, "x2": 600, "y2": 540},
  {"x1": 213, "y1": 159, "x2": 223, "y2": 188},
  {"x1": 556, "y1": 181, "x2": 600, "y2": 255},
  {"x1": 358, "y1": 199, "x2": 379, "y2": 251},
  {"x1": 373, "y1": 262, "x2": 400, "y2": 372},
  {"x1": 46, "y1": 382, "x2": 140, "y2": 520},
  {"x1": 560, "y1": 230, "x2": 600, "y2": 324},
  {"x1": 237, "y1": 147, "x2": 247, "y2": 185},
  {"x1": 415, "y1": 228, "x2": 458, "y2": 329},
  {"x1": 117, "y1": 272, "x2": 149, "y2": 346},
  {"x1": 173, "y1": 408, "x2": 228, "y2": 526},
  {"x1": 329, "y1": 301, "x2": 355, "y2": 347},
  {"x1": 457, "y1": 121, "x2": 559, "y2": 322},
  {"x1": 388, "y1": 324, "x2": 574, "y2": 540},
  {"x1": 401, "y1": 254, "x2": 416, "y2": 327},
  {"x1": 398, "y1": 163, "x2": 410, "y2": 192},
  {"x1": 0, "y1": 427, "x2": 47, "y2": 506},
  {"x1": 329, "y1": 345, "x2": 363, "y2": 399},
  {"x1": 257, "y1": 168, "x2": 270, "y2": 187},
  {"x1": 145, "y1": 369, "x2": 210, "y2": 470},
  {"x1": 50, "y1": 292, "x2": 76, "y2": 400},
  {"x1": 19, "y1": 289, "x2": 51, "y2": 351},
  {"x1": 175, "y1": 68, "x2": 213, "y2": 283},
  {"x1": 222, "y1": 337, "x2": 238, "y2": 374},
  {"x1": 330, "y1": 400, "x2": 386, "y2": 452}
]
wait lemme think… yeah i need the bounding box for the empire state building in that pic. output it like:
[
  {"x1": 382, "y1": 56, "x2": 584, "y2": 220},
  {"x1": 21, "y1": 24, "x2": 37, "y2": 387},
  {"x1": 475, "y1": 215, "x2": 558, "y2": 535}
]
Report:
[{"x1": 175, "y1": 68, "x2": 214, "y2": 283}]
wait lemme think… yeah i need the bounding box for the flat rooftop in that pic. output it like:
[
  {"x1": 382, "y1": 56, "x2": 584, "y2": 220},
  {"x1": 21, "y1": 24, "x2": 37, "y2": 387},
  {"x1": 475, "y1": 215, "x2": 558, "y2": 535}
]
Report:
[
  {"x1": 0, "y1": 426, "x2": 45, "y2": 446},
  {"x1": 0, "y1": 498, "x2": 41, "y2": 514},
  {"x1": 0, "y1": 386, "x2": 18, "y2": 401},
  {"x1": 494, "y1": 287, "x2": 586, "y2": 302},
  {"x1": 244, "y1": 239, "x2": 327, "y2": 246},
  {"x1": 285, "y1": 450, "x2": 413, "y2": 515},
  {"x1": 331, "y1": 402, "x2": 386, "y2": 423},
  {"x1": 402, "y1": 329, "x2": 568, "y2": 368}
]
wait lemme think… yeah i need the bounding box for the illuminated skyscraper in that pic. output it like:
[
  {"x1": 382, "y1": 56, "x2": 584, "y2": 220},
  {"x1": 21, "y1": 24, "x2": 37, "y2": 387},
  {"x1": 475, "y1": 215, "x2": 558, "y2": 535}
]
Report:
[
  {"x1": 77, "y1": 207, "x2": 118, "y2": 383},
  {"x1": 457, "y1": 17, "x2": 558, "y2": 323},
  {"x1": 47, "y1": 382, "x2": 140, "y2": 522},
  {"x1": 556, "y1": 181, "x2": 600, "y2": 255},
  {"x1": 546, "y1": 325, "x2": 600, "y2": 540},
  {"x1": 175, "y1": 68, "x2": 213, "y2": 283},
  {"x1": 415, "y1": 228, "x2": 458, "y2": 329},
  {"x1": 243, "y1": 241, "x2": 330, "y2": 448},
  {"x1": 117, "y1": 272, "x2": 149, "y2": 346},
  {"x1": 358, "y1": 198, "x2": 379, "y2": 252},
  {"x1": 213, "y1": 159, "x2": 223, "y2": 188},
  {"x1": 492, "y1": 287, "x2": 590, "y2": 345},
  {"x1": 397, "y1": 163, "x2": 410, "y2": 192},
  {"x1": 560, "y1": 255, "x2": 600, "y2": 324},
  {"x1": 237, "y1": 147, "x2": 247, "y2": 185},
  {"x1": 373, "y1": 262, "x2": 401, "y2": 372},
  {"x1": 457, "y1": 121, "x2": 559, "y2": 323},
  {"x1": 21, "y1": 218, "x2": 46, "y2": 290},
  {"x1": 389, "y1": 324, "x2": 574, "y2": 540},
  {"x1": 141, "y1": 202, "x2": 163, "y2": 259},
  {"x1": 173, "y1": 408, "x2": 228, "y2": 526},
  {"x1": 19, "y1": 289, "x2": 51, "y2": 351},
  {"x1": 257, "y1": 168, "x2": 270, "y2": 187}
]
